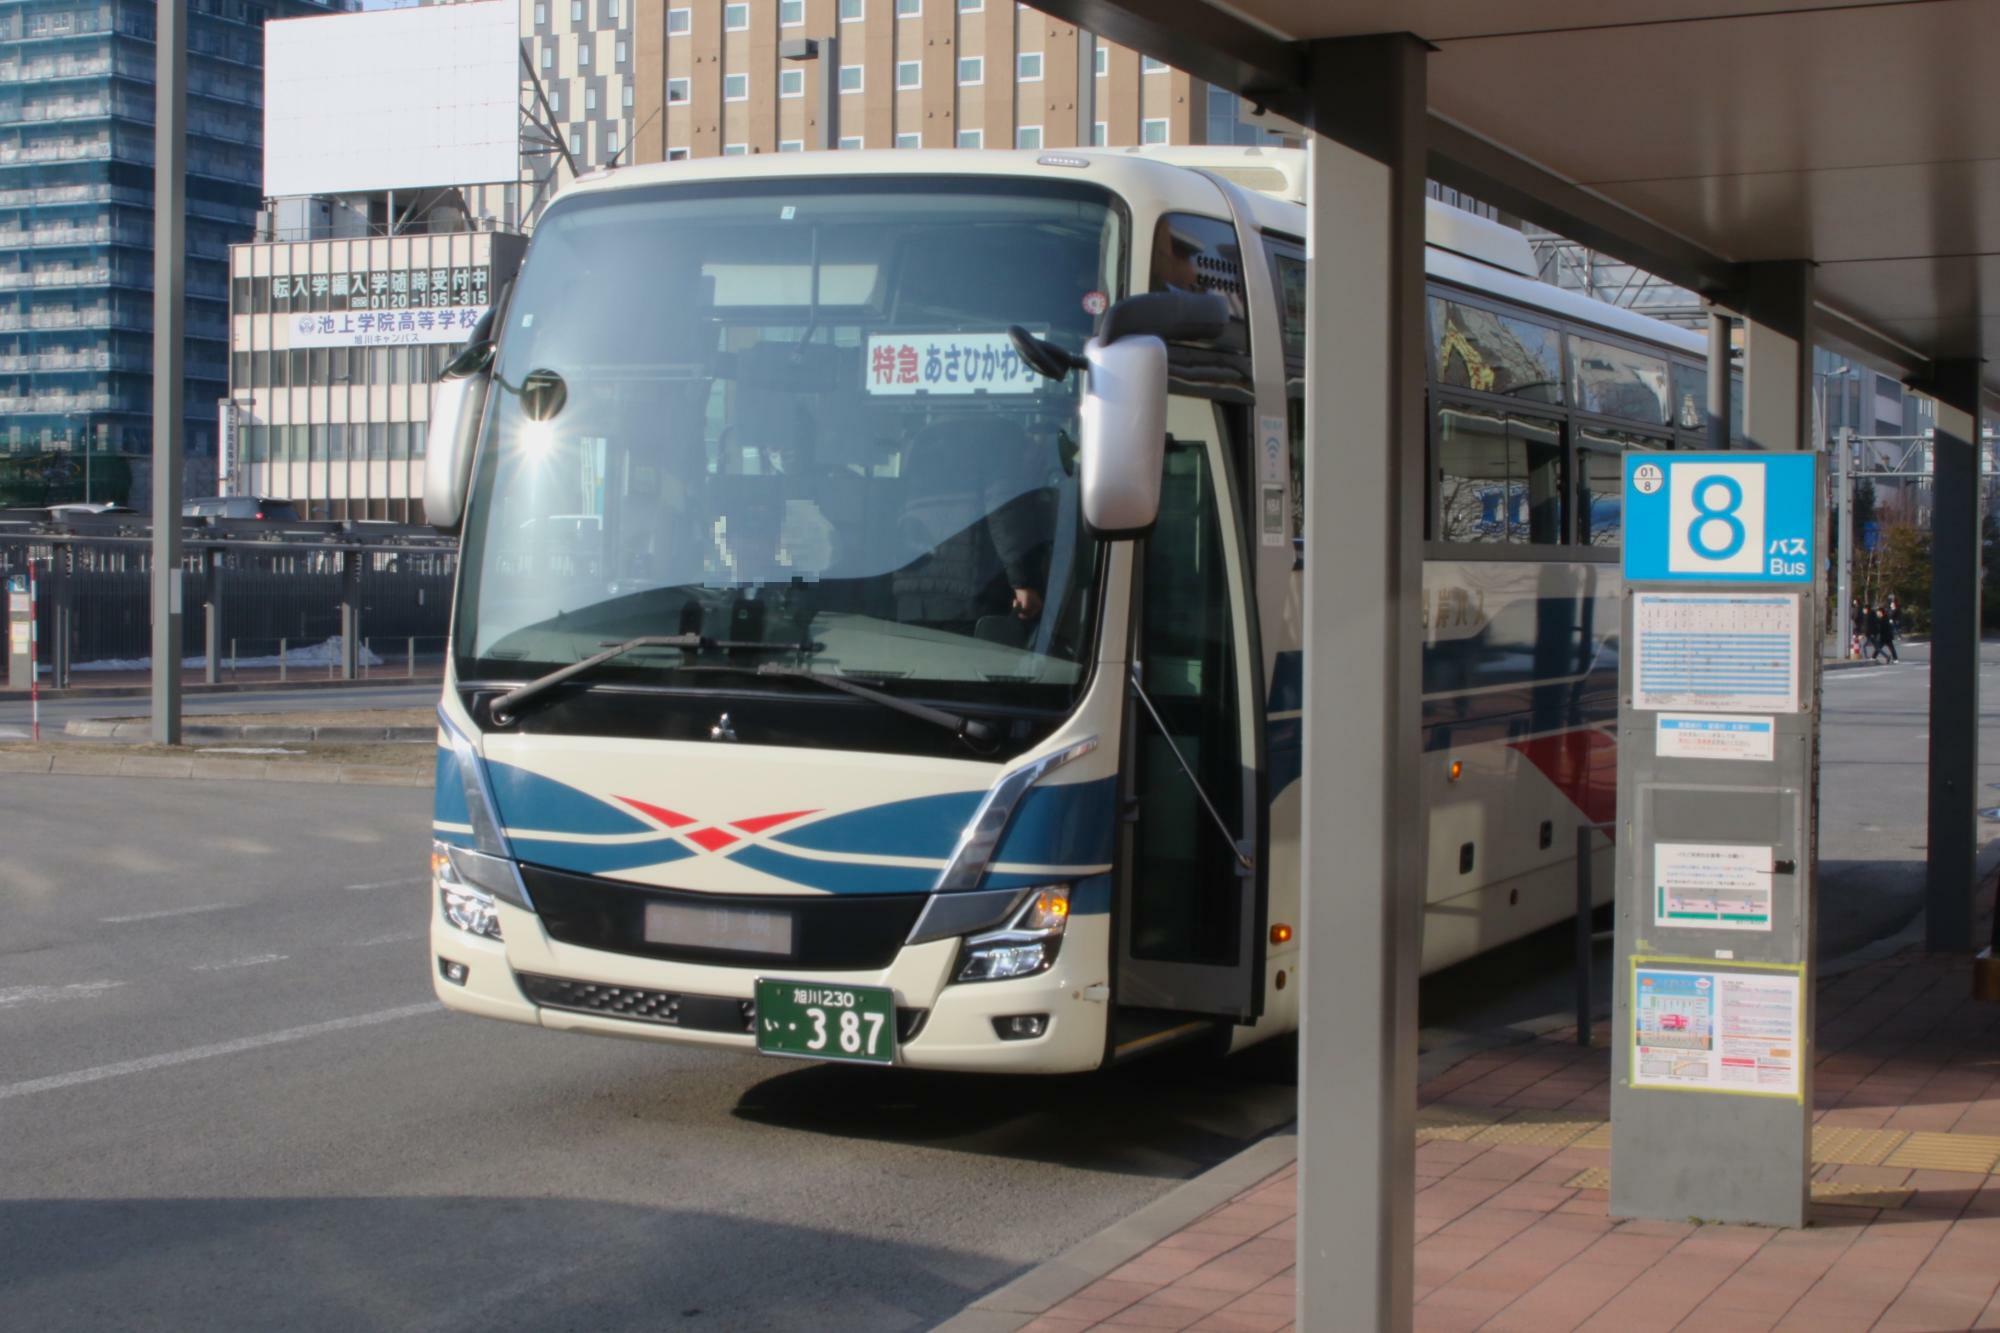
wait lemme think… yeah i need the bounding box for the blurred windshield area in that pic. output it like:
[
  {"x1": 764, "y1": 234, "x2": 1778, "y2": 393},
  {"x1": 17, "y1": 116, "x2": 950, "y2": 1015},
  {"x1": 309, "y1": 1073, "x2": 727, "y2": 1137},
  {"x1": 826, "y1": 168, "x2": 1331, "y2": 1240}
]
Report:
[{"x1": 454, "y1": 175, "x2": 1127, "y2": 710}]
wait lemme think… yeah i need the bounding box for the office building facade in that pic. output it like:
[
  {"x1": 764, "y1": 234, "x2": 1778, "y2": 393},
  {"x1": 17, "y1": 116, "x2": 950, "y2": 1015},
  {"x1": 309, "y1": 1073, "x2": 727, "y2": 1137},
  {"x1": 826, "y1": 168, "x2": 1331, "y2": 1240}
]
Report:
[
  {"x1": 0, "y1": 0, "x2": 344, "y2": 504},
  {"x1": 629, "y1": 0, "x2": 1286, "y2": 162},
  {"x1": 226, "y1": 228, "x2": 525, "y2": 522}
]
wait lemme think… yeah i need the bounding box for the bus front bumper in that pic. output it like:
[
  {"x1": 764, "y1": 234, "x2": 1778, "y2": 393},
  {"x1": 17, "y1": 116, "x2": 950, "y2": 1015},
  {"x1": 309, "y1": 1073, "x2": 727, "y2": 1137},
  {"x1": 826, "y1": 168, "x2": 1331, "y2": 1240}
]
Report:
[{"x1": 431, "y1": 896, "x2": 1112, "y2": 1074}]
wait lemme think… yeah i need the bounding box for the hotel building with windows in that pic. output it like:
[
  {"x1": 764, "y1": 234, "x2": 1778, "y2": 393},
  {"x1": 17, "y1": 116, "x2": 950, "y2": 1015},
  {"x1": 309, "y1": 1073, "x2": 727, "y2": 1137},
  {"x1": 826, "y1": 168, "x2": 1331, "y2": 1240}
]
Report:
[{"x1": 629, "y1": 0, "x2": 1290, "y2": 161}]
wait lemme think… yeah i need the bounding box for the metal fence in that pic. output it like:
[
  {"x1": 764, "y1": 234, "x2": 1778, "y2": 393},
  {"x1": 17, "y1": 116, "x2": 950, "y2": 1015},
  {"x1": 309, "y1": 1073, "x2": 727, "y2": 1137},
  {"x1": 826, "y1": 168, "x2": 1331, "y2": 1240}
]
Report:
[{"x1": 0, "y1": 514, "x2": 456, "y2": 684}]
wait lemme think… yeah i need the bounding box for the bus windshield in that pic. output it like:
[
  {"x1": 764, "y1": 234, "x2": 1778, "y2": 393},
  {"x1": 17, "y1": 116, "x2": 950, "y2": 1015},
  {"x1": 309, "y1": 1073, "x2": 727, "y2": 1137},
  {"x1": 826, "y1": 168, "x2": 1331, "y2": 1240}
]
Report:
[{"x1": 453, "y1": 175, "x2": 1127, "y2": 726}]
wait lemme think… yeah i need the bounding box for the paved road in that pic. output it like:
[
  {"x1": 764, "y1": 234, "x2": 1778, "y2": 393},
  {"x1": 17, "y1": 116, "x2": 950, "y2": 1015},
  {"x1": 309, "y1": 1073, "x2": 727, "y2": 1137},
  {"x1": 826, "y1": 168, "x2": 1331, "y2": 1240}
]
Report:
[
  {"x1": 0, "y1": 682, "x2": 439, "y2": 734},
  {"x1": 0, "y1": 778, "x2": 1298, "y2": 1332}
]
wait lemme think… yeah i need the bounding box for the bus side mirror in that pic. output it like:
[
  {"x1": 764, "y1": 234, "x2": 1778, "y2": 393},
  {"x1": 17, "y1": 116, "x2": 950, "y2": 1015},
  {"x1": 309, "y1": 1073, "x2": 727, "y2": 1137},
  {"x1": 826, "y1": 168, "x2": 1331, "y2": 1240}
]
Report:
[
  {"x1": 423, "y1": 339, "x2": 494, "y2": 533},
  {"x1": 1079, "y1": 333, "x2": 1168, "y2": 539}
]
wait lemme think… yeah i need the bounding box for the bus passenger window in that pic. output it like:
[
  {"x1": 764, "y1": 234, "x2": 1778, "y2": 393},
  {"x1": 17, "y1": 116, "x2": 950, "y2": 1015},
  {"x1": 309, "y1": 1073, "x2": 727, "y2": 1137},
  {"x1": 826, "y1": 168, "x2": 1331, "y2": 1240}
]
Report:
[
  {"x1": 1434, "y1": 405, "x2": 1564, "y2": 545},
  {"x1": 1575, "y1": 427, "x2": 1669, "y2": 547}
]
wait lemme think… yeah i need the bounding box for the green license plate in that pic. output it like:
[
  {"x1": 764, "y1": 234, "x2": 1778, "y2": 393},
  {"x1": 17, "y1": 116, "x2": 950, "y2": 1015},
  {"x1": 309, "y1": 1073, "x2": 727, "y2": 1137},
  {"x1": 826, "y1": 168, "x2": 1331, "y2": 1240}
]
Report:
[{"x1": 755, "y1": 979, "x2": 897, "y2": 1065}]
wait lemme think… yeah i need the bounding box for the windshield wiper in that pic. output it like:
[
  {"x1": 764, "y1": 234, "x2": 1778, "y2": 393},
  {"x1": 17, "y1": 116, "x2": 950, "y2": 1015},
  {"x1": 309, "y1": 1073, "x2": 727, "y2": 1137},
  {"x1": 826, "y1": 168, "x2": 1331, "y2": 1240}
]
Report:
[
  {"x1": 753, "y1": 665, "x2": 999, "y2": 747},
  {"x1": 487, "y1": 633, "x2": 817, "y2": 723}
]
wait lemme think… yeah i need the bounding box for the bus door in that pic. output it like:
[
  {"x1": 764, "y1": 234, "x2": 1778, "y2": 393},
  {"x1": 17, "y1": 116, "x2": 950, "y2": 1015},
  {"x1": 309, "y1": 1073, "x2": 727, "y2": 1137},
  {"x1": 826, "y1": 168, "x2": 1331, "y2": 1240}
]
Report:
[{"x1": 1115, "y1": 396, "x2": 1266, "y2": 1025}]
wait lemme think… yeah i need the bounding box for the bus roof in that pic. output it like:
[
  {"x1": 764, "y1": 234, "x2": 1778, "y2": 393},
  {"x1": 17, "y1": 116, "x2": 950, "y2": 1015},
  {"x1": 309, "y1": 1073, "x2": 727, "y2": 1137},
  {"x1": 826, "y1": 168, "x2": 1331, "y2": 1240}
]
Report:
[{"x1": 562, "y1": 146, "x2": 1709, "y2": 362}]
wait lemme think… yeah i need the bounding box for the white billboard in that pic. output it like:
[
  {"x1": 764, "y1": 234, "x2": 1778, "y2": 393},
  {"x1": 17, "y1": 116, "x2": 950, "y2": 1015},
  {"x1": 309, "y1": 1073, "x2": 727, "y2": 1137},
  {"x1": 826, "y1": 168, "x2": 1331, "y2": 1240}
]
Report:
[{"x1": 264, "y1": 1, "x2": 519, "y2": 198}]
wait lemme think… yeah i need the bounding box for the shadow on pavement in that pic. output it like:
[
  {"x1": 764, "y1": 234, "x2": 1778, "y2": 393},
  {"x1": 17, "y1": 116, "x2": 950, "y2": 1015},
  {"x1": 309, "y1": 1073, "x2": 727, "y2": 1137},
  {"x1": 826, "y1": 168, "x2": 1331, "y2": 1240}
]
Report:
[
  {"x1": 0, "y1": 1197, "x2": 994, "y2": 1333},
  {"x1": 732, "y1": 1037, "x2": 1298, "y2": 1177}
]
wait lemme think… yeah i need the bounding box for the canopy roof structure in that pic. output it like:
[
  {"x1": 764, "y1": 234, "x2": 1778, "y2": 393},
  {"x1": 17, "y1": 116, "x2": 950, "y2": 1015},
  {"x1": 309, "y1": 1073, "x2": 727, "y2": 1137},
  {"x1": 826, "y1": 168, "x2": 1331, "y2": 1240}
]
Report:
[{"x1": 1042, "y1": 0, "x2": 1998, "y2": 400}]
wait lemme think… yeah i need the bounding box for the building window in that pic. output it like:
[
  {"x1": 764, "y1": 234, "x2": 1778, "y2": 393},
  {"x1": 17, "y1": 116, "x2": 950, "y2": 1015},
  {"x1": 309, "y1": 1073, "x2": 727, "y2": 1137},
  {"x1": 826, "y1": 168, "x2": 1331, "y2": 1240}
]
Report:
[
  {"x1": 570, "y1": 0, "x2": 580, "y2": 20},
  {"x1": 896, "y1": 132, "x2": 920, "y2": 148},
  {"x1": 570, "y1": 130, "x2": 583, "y2": 156},
  {"x1": 780, "y1": 67, "x2": 805, "y2": 98},
  {"x1": 1016, "y1": 124, "x2": 1041, "y2": 149},
  {"x1": 1092, "y1": 120, "x2": 1106, "y2": 146},
  {"x1": 606, "y1": 130, "x2": 620, "y2": 156},
  {"x1": 896, "y1": 0, "x2": 920, "y2": 14},
  {"x1": 724, "y1": 72, "x2": 748, "y2": 101},
  {"x1": 579, "y1": 43, "x2": 591, "y2": 66},
  {"x1": 667, "y1": 6, "x2": 689, "y2": 34},
  {"x1": 607, "y1": 0, "x2": 618, "y2": 15},
  {"x1": 533, "y1": 2, "x2": 545, "y2": 25},
  {"x1": 587, "y1": 86, "x2": 598, "y2": 111},
  {"x1": 838, "y1": 64, "x2": 863, "y2": 93},
  {"x1": 779, "y1": 138, "x2": 805, "y2": 152},
  {"x1": 723, "y1": 142, "x2": 749, "y2": 155},
  {"x1": 624, "y1": 85, "x2": 634, "y2": 107},
  {"x1": 667, "y1": 76, "x2": 689, "y2": 103},
  {"x1": 1094, "y1": 44, "x2": 1107, "y2": 76},
  {"x1": 724, "y1": 3, "x2": 748, "y2": 31},
  {"x1": 780, "y1": 0, "x2": 804, "y2": 24},
  {"x1": 550, "y1": 86, "x2": 562, "y2": 112},
  {"x1": 958, "y1": 56, "x2": 982, "y2": 85},
  {"x1": 958, "y1": 0, "x2": 982, "y2": 9},
  {"x1": 1141, "y1": 117, "x2": 1168, "y2": 144},
  {"x1": 1017, "y1": 51, "x2": 1042, "y2": 81},
  {"x1": 896, "y1": 59, "x2": 921, "y2": 89},
  {"x1": 956, "y1": 128, "x2": 982, "y2": 148},
  {"x1": 668, "y1": 146, "x2": 691, "y2": 160},
  {"x1": 838, "y1": 135, "x2": 863, "y2": 149},
  {"x1": 838, "y1": 0, "x2": 861, "y2": 19},
  {"x1": 616, "y1": 39, "x2": 627, "y2": 64},
  {"x1": 540, "y1": 45, "x2": 552, "y2": 70},
  {"x1": 1142, "y1": 55, "x2": 1167, "y2": 73}
]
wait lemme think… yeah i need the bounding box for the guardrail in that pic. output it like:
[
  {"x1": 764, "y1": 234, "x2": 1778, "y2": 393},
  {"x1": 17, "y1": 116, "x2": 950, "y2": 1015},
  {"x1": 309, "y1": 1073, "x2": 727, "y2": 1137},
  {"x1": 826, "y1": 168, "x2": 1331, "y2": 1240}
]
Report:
[{"x1": 0, "y1": 514, "x2": 457, "y2": 688}]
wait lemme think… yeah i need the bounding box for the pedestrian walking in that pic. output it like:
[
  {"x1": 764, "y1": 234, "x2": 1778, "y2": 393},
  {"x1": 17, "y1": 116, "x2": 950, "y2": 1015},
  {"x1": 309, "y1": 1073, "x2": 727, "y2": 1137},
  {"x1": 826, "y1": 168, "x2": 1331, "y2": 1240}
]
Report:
[
  {"x1": 1850, "y1": 598, "x2": 1864, "y2": 658},
  {"x1": 1876, "y1": 601, "x2": 1899, "y2": 663},
  {"x1": 1861, "y1": 604, "x2": 1880, "y2": 660}
]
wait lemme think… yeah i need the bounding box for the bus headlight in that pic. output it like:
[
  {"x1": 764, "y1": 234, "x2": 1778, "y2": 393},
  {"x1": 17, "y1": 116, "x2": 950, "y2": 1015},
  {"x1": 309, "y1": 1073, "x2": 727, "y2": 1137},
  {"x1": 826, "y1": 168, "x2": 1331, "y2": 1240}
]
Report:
[
  {"x1": 434, "y1": 841, "x2": 503, "y2": 941},
  {"x1": 955, "y1": 886, "x2": 1069, "y2": 983}
]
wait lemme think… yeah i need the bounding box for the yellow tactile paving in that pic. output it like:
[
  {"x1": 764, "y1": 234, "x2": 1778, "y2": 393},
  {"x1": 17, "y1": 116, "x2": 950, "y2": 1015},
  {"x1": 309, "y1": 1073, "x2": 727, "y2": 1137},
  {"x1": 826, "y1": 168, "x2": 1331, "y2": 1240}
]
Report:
[
  {"x1": 1882, "y1": 1131, "x2": 2000, "y2": 1173},
  {"x1": 1810, "y1": 1181, "x2": 1914, "y2": 1209},
  {"x1": 1572, "y1": 1122, "x2": 1613, "y2": 1150},
  {"x1": 1811, "y1": 1125, "x2": 1909, "y2": 1167},
  {"x1": 1469, "y1": 1110, "x2": 1599, "y2": 1149},
  {"x1": 1560, "y1": 1168, "x2": 1911, "y2": 1209},
  {"x1": 1415, "y1": 1104, "x2": 1505, "y2": 1143}
]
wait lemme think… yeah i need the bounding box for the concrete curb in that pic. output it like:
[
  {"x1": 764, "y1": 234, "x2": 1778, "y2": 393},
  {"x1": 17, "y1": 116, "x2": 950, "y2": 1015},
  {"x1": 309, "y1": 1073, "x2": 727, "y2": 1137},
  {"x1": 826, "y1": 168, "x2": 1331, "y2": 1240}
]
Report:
[
  {"x1": 932, "y1": 1132, "x2": 1300, "y2": 1333},
  {"x1": 0, "y1": 674, "x2": 438, "y2": 703},
  {"x1": 0, "y1": 749, "x2": 427, "y2": 787},
  {"x1": 64, "y1": 718, "x2": 432, "y2": 743}
]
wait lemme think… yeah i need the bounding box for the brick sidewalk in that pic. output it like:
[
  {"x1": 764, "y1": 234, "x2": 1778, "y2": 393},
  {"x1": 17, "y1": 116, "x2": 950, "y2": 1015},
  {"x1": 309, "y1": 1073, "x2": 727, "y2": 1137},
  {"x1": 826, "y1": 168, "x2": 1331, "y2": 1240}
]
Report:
[{"x1": 1011, "y1": 949, "x2": 2000, "y2": 1332}]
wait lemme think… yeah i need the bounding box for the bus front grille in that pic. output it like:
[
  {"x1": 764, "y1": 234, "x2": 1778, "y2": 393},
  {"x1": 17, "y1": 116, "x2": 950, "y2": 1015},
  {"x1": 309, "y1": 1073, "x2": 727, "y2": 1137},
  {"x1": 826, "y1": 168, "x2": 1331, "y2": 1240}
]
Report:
[{"x1": 517, "y1": 972, "x2": 929, "y2": 1043}]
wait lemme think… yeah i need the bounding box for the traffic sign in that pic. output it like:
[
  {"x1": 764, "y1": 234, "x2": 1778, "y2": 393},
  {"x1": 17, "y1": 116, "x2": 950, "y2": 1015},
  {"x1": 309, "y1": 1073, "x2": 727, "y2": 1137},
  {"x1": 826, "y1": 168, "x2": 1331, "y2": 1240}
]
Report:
[{"x1": 1623, "y1": 452, "x2": 1817, "y2": 584}]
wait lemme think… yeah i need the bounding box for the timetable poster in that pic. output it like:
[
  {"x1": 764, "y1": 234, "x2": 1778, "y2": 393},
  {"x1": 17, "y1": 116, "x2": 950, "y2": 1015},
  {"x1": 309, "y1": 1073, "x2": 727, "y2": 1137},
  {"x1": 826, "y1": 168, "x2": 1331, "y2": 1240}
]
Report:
[
  {"x1": 1631, "y1": 592, "x2": 1800, "y2": 714},
  {"x1": 1633, "y1": 966, "x2": 1802, "y2": 1097}
]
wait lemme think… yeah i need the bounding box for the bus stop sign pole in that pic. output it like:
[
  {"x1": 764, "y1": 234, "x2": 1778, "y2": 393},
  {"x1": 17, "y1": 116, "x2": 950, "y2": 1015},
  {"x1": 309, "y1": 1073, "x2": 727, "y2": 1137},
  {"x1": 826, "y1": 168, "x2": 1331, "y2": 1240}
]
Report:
[{"x1": 1611, "y1": 451, "x2": 1820, "y2": 1227}]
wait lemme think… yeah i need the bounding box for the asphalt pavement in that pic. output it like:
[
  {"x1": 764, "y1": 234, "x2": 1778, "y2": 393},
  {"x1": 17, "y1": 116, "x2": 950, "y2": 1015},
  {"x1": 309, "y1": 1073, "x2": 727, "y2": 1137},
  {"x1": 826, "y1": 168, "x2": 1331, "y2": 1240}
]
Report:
[{"x1": 0, "y1": 776, "x2": 1298, "y2": 1332}]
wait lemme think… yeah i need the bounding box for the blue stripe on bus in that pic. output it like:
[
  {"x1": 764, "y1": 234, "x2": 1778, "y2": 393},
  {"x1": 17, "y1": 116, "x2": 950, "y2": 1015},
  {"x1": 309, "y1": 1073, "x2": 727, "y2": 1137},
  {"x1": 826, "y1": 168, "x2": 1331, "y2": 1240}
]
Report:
[
  {"x1": 511, "y1": 836, "x2": 694, "y2": 876},
  {"x1": 773, "y1": 791, "x2": 983, "y2": 861},
  {"x1": 487, "y1": 759, "x2": 654, "y2": 837},
  {"x1": 727, "y1": 842, "x2": 942, "y2": 895}
]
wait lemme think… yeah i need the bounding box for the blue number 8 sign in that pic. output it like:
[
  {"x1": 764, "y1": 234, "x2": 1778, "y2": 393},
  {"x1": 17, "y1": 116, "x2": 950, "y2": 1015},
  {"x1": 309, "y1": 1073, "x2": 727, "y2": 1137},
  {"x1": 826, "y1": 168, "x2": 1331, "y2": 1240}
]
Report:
[{"x1": 1668, "y1": 463, "x2": 1764, "y2": 575}]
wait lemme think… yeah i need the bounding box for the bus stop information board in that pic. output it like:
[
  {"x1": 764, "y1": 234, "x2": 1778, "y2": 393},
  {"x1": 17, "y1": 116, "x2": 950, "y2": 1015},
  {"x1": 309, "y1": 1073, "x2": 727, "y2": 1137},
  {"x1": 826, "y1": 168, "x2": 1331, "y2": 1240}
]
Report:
[{"x1": 1611, "y1": 451, "x2": 1820, "y2": 1229}]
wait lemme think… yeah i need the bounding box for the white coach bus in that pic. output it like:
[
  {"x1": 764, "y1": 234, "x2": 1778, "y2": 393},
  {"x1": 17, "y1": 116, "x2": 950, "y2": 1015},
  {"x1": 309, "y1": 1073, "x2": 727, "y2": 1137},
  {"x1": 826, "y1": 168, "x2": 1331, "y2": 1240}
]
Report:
[{"x1": 423, "y1": 147, "x2": 1715, "y2": 1073}]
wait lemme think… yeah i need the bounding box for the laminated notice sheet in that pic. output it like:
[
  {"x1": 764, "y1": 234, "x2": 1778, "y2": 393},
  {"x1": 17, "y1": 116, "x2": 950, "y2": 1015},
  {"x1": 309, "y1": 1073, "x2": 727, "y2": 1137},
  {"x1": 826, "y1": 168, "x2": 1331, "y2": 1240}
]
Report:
[
  {"x1": 1631, "y1": 592, "x2": 1800, "y2": 713},
  {"x1": 1633, "y1": 966, "x2": 1801, "y2": 1098},
  {"x1": 1654, "y1": 842, "x2": 1774, "y2": 931}
]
